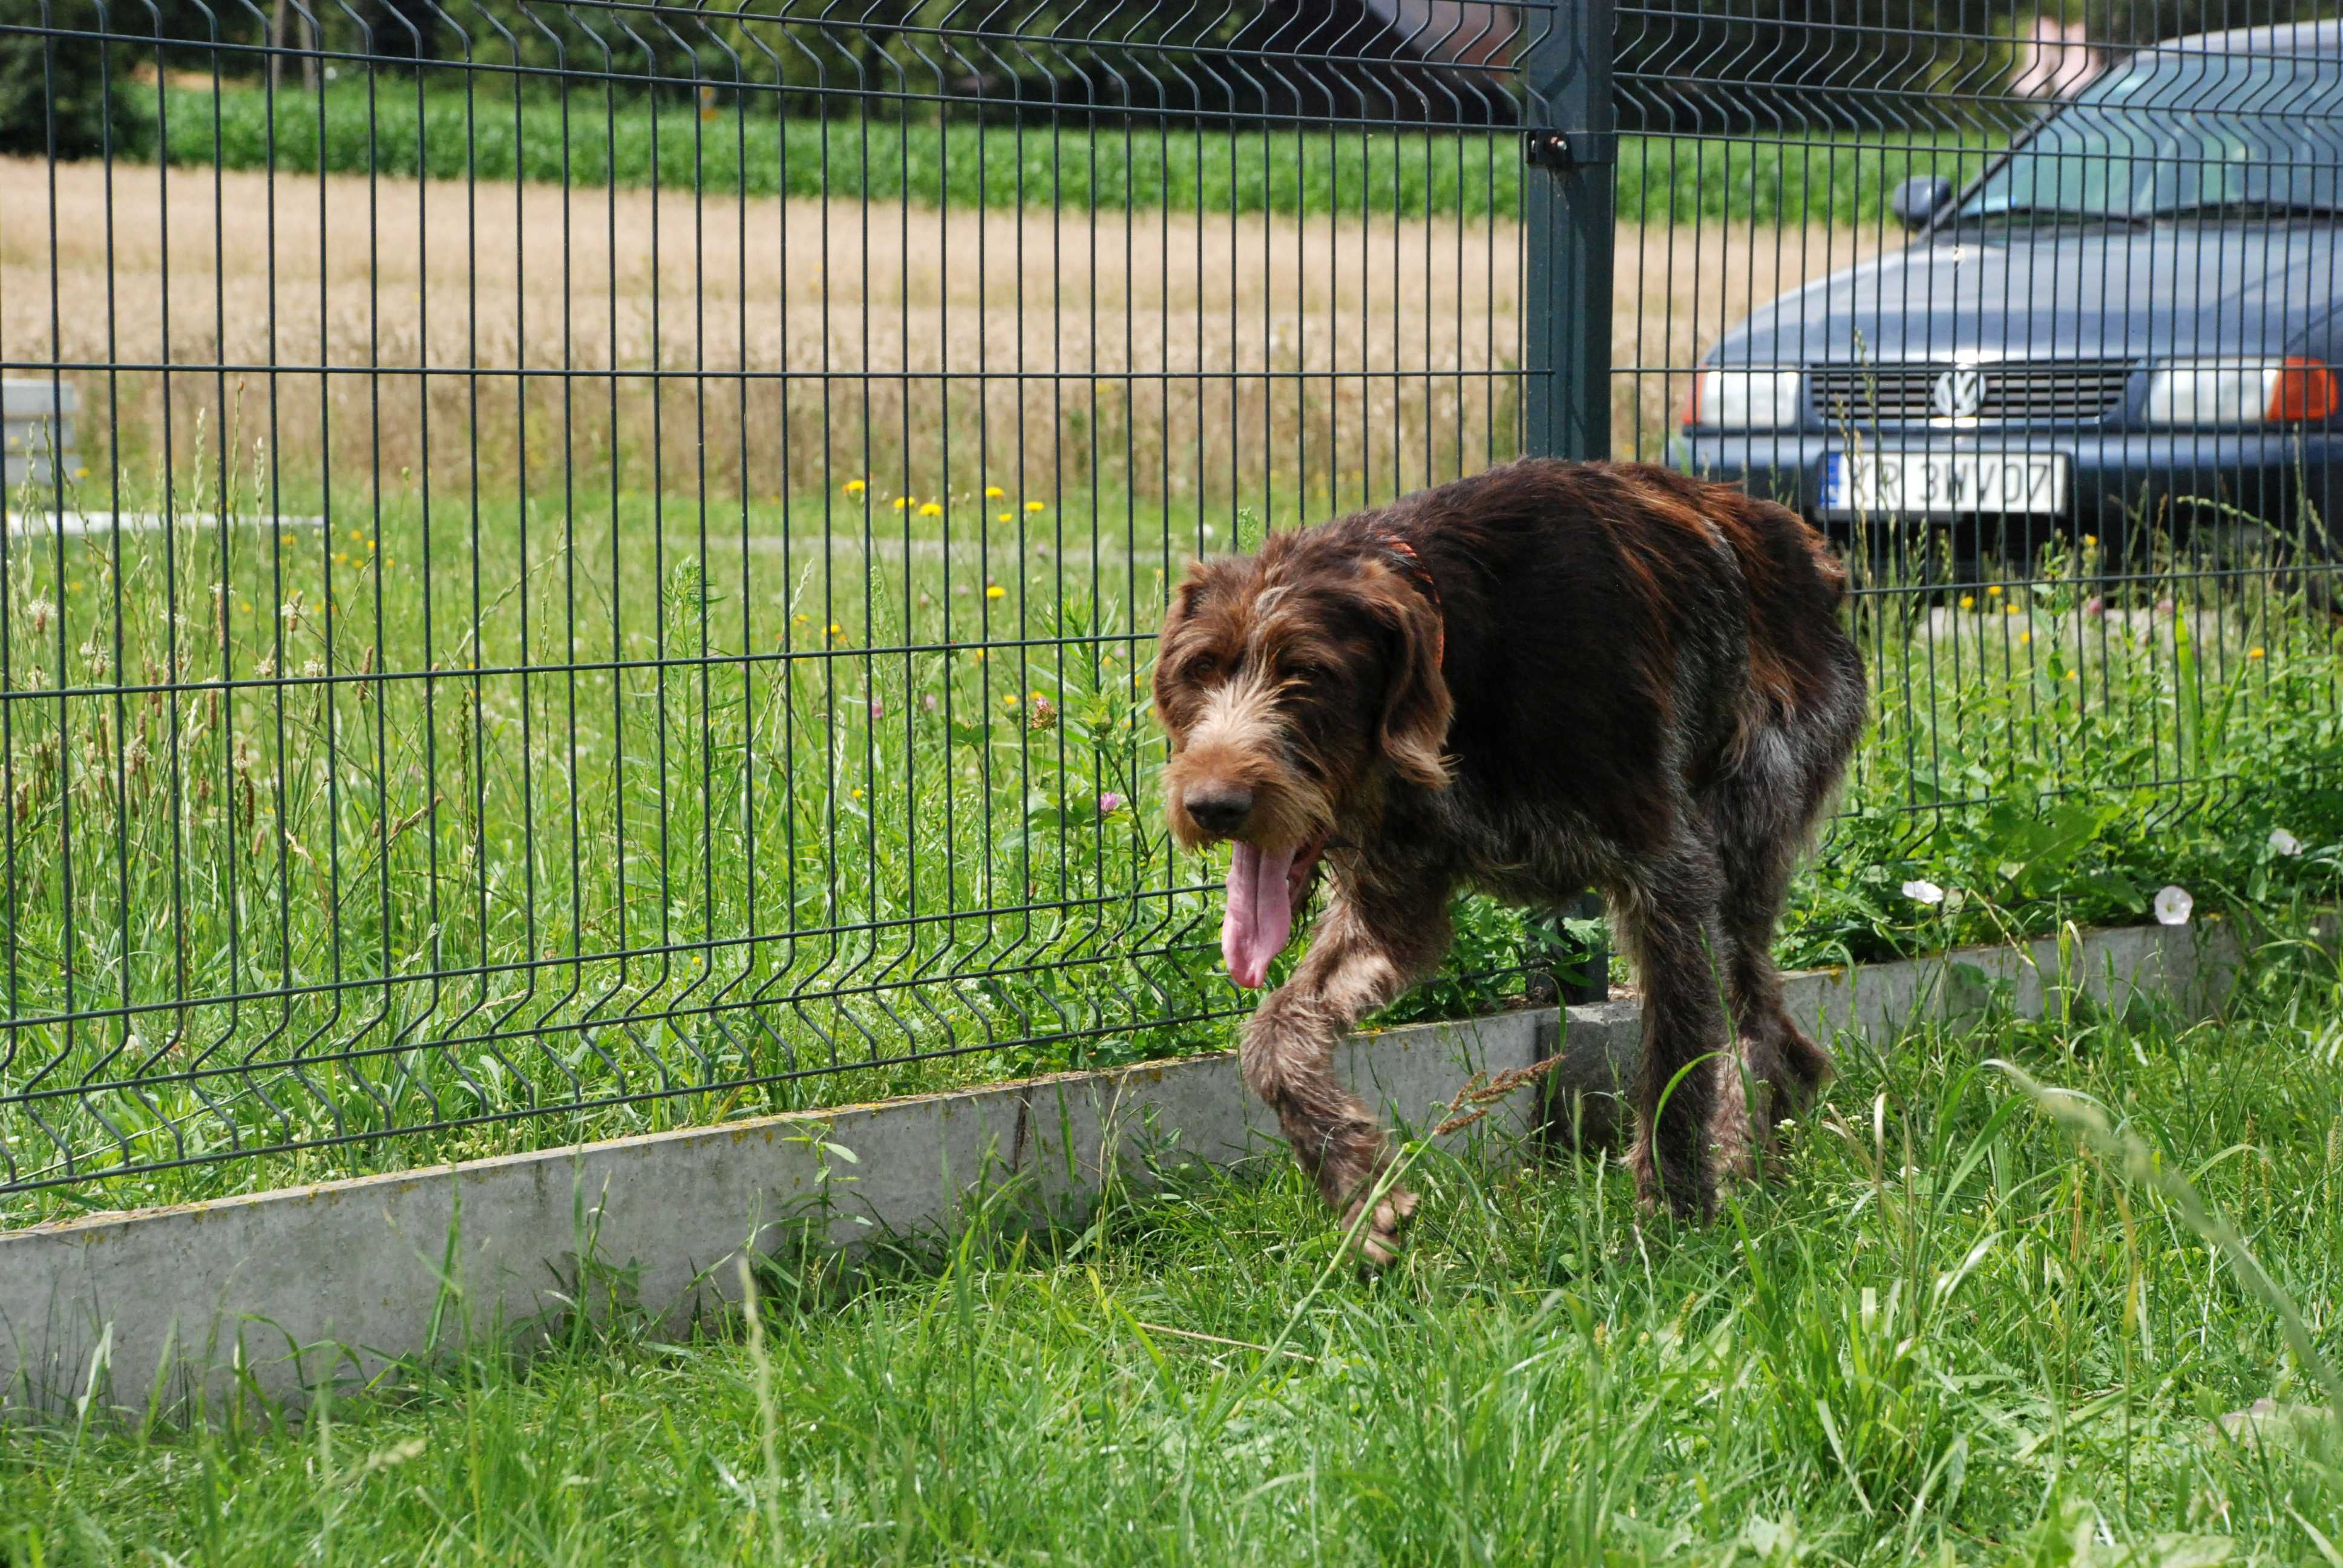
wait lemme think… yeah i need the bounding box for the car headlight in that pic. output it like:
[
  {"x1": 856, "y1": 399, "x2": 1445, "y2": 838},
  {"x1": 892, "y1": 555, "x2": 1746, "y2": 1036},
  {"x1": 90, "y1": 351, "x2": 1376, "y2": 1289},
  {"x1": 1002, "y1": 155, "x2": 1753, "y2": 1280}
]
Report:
[
  {"x1": 2140, "y1": 357, "x2": 2338, "y2": 426},
  {"x1": 1685, "y1": 368, "x2": 1804, "y2": 430}
]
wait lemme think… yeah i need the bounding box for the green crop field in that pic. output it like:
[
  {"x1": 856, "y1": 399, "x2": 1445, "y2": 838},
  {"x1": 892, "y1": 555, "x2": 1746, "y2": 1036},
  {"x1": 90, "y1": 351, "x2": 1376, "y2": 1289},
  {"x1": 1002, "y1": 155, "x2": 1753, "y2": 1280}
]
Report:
[
  {"x1": 8, "y1": 932, "x2": 2343, "y2": 1561},
  {"x1": 140, "y1": 83, "x2": 2006, "y2": 226}
]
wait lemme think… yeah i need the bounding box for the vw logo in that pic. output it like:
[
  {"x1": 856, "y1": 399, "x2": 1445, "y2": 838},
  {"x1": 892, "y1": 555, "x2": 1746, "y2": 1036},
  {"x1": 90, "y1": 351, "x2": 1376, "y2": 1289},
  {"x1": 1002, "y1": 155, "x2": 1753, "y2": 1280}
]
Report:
[{"x1": 1932, "y1": 367, "x2": 1988, "y2": 419}]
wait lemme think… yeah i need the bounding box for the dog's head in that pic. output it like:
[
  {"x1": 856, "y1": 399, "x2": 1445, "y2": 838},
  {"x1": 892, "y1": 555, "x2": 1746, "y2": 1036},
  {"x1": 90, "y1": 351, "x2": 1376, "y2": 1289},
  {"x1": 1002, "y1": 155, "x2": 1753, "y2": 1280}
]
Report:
[{"x1": 1152, "y1": 529, "x2": 1452, "y2": 987}]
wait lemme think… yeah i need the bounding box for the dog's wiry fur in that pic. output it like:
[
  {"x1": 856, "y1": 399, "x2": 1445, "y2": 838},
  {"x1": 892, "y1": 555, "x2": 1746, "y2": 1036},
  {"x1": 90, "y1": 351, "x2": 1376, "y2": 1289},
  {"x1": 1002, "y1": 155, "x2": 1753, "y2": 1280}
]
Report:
[{"x1": 1154, "y1": 459, "x2": 1866, "y2": 1259}]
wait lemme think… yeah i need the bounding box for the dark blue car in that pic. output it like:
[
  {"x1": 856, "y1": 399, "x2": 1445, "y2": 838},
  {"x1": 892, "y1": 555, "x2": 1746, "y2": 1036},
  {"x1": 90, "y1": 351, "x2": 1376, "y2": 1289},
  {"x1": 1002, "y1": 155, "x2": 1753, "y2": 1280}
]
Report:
[{"x1": 1675, "y1": 21, "x2": 2341, "y2": 561}]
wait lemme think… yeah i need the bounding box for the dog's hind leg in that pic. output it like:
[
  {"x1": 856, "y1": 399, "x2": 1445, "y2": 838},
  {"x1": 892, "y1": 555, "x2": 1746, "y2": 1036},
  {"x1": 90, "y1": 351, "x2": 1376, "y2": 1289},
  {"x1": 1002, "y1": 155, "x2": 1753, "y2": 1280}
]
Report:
[
  {"x1": 1709, "y1": 693, "x2": 1862, "y2": 1174},
  {"x1": 1610, "y1": 837, "x2": 1732, "y2": 1218},
  {"x1": 1711, "y1": 761, "x2": 1835, "y2": 1169},
  {"x1": 1240, "y1": 880, "x2": 1450, "y2": 1264}
]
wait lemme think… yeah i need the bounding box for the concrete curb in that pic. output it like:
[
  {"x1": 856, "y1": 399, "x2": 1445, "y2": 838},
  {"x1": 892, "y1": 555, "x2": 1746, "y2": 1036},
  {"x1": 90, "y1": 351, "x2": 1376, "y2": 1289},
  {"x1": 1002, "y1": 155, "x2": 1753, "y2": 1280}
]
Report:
[{"x1": 1, "y1": 916, "x2": 2244, "y2": 1420}]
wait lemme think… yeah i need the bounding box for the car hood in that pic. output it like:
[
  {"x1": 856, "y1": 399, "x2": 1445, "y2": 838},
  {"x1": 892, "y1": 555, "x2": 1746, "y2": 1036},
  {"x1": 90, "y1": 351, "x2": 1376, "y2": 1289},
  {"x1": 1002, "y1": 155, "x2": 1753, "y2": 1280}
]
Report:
[{"x1": 1718, "y1": 221, "x2": 2341, "y2": 365}]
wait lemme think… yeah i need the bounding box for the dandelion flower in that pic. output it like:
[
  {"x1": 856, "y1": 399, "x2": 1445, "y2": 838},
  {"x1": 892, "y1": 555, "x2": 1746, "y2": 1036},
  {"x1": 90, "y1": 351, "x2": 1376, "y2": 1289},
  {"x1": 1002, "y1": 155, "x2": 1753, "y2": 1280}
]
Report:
[
  {"x1": 1003, "y1": 693, "x2": 1020, "y2": 707},
  {"x1": 844, "y1": 479, "x2": 867, "y2": 494},
  {"x1": 984, "y1": 486, "x2": 1004, "y2": 499},
  {"x1": 1098, "y1": 791, "x2": 1125, "y2": 815},
  {"x1": 2270, "y1": 827, "x2": 2303, "y2": 857},
  {"x1": 2019, "y1": 632, "x2": 2031, "y2": 645},
  {"x1": 1959, "y1": 595, "x2": 1974, "y2": 610},
  {"x1": 1987, "y1": 584, "x2": 2004, "y2": 597},
  {"x1": 1026, "y1": 500, "x2": 1044, "y2": 512},
  {"x1": 1901, "y1": 878, "x2": 1945, "y2": 906},
  {"x1": 2249, "y1": 647, "x2": 2266, "y2": 659},
  {"x1": 893, "y1": 497, "x2": 911, "y2": 511},
  {"x1": 852, "y1": 788, "x2": 864, "y2": 799},
  {"x1": 986, "y1": 584, "x2": 1006, "y2": 599},
  {"x1": 828, "y1": 622, "x2": 844, "y2": 636},
  {"x1": 2154, "y1": 884, "x2": 2194, "y2": 926},
  {"x1": 2083, "y1": 534, "x2": 2097, "y2": 546},
  {"x1": 998, "y1": 512, "x2": 1011, "y2": 523},
  {"x1": 971, "y1": 650, "x2": 986, "y2": 663},
  {"x1": 2005, "y1": 603, "x2": 2020, "y2": 615},
  {"x1": 919, "y1": 501, "x2": 944, "y2": 518},
  {"x1": 795, "y1": 613, "x2": 809, "y2": 623}
]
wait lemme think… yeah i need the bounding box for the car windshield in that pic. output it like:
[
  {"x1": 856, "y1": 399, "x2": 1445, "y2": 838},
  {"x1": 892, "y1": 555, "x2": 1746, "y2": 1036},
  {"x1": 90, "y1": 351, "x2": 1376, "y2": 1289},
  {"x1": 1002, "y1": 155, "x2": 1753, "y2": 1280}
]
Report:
[{"x1": 1958, "y1": 46, "x2": 2343, "y2": 219}]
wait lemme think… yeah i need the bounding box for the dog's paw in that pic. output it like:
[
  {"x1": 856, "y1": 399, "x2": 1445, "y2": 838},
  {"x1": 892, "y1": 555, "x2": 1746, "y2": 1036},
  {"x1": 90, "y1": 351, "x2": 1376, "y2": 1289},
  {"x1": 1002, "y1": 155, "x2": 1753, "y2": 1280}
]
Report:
[
  {"x1": 1342, "y1": 1186, "x2": 1417, "y2": 1267},
  {"x1": 1708, "y1": 1085, "x2": 1761, "y2": 1186},
  {"x1": 1627, "y1": 1135, "x2": 1714, "y2": 1220}
]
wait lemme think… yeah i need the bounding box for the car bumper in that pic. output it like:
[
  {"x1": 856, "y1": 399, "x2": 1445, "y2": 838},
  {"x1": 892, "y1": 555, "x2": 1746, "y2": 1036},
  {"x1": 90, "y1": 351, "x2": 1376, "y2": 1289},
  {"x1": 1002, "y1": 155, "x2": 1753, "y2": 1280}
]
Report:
[{"x1": 1670, "y1": 431, "x2": 2342, "y2": 543}]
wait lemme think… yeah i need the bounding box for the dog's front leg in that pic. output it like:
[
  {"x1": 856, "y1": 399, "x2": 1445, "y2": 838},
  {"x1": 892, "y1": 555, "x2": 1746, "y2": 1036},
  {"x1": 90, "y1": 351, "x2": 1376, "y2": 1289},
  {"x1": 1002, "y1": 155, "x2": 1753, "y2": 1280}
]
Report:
[{"x1": 1239, "y1": 888, "x2": 1449, "y2": 1264}]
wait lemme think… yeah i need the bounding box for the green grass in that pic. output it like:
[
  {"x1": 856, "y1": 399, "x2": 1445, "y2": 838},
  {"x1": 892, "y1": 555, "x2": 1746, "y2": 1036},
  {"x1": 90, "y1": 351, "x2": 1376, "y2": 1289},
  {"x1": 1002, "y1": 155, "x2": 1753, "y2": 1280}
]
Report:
[
  {"x1": 4, "y1": 460, "x2": 2343, "y2": 1227},
  {"x1": 9, "y1": 930, "x2": 2343, "y2": 1562},
  {"x1": 142, "y1": 83, "x2": 2007, "y2": 224}
]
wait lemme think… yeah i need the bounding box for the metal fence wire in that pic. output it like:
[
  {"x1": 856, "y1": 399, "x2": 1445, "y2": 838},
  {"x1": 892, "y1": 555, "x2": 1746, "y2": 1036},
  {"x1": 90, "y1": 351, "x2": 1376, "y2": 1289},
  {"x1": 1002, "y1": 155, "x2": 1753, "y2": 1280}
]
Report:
[{"x1": 1, "y1": 0, "x2": 2338, "y2": 1214}]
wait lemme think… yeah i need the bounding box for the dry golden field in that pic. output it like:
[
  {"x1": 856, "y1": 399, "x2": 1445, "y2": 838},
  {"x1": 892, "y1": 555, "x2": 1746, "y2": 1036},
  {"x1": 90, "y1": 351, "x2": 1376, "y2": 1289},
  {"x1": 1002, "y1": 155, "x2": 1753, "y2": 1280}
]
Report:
[{"x1": 2, "y1": 158, "x2": 1879, "y2": 506}]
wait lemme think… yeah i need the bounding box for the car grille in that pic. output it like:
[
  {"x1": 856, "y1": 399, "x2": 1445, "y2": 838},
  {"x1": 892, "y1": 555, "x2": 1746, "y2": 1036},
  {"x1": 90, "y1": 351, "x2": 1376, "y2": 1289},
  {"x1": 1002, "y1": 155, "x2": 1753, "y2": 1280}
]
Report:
[{"x1": 1807, "y1": 362, "x2": 2135, "y2": 426}]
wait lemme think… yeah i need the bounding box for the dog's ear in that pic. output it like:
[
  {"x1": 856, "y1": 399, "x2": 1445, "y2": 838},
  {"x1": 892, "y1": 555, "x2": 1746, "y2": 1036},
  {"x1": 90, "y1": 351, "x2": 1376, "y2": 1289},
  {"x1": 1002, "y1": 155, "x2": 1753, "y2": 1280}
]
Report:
[{"x1": 1362, "y1": 561, "x2": 1452, "y2": 789}]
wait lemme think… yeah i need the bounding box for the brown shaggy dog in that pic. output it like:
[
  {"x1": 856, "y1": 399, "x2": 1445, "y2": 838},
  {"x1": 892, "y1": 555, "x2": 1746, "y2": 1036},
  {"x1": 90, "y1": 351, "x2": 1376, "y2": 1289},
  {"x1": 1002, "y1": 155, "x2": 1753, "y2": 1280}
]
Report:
[{"x1": 1153, "y1": 459, "x2": 1866, "y2": 1260}]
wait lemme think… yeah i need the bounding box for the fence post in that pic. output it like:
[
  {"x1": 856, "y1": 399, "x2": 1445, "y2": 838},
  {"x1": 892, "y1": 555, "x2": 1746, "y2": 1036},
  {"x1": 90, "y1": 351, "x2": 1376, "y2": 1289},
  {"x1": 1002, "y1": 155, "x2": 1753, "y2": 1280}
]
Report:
[
  {"x1": 1522, "y1": 0, "x2": 1616, "y2": 471},
  {"x1": 1522, "y1": 0, "x2": 1616, "y2": 1015}
]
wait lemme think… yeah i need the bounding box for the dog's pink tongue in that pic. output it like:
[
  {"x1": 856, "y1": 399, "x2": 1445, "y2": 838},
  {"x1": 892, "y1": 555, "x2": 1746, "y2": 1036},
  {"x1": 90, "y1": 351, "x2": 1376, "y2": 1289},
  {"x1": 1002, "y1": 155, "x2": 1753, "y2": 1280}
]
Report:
[{"x1": 1221, "y1": 841, "x2": 1300, "y2": 989}]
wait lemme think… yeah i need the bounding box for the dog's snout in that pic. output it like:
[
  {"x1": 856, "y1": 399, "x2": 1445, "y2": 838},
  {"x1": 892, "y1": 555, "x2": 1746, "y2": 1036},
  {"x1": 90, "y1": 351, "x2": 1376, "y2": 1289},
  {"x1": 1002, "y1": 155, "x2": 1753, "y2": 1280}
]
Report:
[{"x1": 1183, "y1": 785, "x2": 1253, "y2": 837}]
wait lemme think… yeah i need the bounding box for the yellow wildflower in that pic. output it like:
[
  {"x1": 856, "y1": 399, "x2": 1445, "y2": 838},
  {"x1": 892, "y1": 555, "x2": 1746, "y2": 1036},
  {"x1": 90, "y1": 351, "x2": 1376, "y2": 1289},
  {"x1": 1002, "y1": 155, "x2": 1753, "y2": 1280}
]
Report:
[
  {"x1": 2250, "y1": 647, "x2": 2267, "y2": 659},
  {"x1": 1987, "y1": 584, "x2": 2004, "y2": 596},
  {"x1": 985, "y1": 486, "x2": 1004, "y2": 499},
  {"x1": 893, "y1": 496, "x2": 911, "y2": 511},
  {"x1": 2019, "y1": 632, "x2": 2031, "y2": 645},
  {"x1": 920, "y1": 502, "x2": 945, "y2": 518},
  {"x1": 1026, "y1": 500, "x2": 1044, "y2": 512},
  {"x1": 1959, "y1": 595, "x2": 1974, "y2": 610},
  {"x1": 1003, "y1": 694, "x2": 1020, "y2": 707},
  {"x1": 986, "y1": 584, "x2": 1006, "y2": 599},
  {"x1": 2005, "y1": 603, "x2": 2019, "y2": 615},
  {"x1": 828, "y1": 622, "x2": 844, "y2": 636},
  {"x1": 844, "y1": 479, "x2": 867, "y2": 494},
  {"x1": 998, "y1": 512, "x2": 1011, "y2": 523},
  {"x1": 2083, "y1": 534, "x2": 2097, "y2": 546},
  {"x1": 971, "y1": 649, "x2": 986, "y2": 662}
]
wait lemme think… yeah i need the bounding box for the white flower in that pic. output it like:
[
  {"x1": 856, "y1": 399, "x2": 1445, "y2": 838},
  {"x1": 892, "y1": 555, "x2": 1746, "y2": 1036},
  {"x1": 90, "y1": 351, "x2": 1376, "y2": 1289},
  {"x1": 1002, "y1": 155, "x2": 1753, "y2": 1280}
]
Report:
[
  {"x1": 2269, "y1": 828, "x2": 2304, "y2": 858},
  {"x1": 1901, "y1": 878, "x2": 1945, "y2": 906},
  {"x1": 2154, "y1": 885, "x2": 2194, "y2": 926}
]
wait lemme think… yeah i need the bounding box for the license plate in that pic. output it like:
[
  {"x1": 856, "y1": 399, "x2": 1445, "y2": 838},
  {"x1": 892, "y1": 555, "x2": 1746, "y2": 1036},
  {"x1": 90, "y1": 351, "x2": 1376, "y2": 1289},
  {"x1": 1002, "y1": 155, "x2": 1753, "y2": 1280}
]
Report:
[{"x1": 1823, "y1": 451, "x2": 2069, "y2": 515}]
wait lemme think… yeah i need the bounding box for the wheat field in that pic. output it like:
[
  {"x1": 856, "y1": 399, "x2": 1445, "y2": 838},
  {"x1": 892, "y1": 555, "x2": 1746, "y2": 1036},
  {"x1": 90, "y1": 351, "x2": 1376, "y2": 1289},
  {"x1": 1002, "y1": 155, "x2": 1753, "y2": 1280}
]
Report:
[{"x1": 2, "y1": 158, "x2": 1879, "y2": 508}]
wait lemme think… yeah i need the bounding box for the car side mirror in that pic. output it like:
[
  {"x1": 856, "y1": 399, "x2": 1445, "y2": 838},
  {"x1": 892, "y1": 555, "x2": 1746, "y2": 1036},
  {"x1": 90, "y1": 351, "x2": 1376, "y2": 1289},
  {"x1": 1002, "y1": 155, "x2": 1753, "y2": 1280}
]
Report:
[{"x1": 1891, "y1": 175, "x2": 1956, "y2": 230}]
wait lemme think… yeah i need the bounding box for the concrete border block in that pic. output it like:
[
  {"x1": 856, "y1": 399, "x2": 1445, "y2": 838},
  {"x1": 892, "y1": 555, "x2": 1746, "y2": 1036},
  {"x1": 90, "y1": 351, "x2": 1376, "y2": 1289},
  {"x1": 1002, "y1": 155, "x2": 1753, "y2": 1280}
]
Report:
[
  {"x1": 2, "y1": 1008, "x2": 1545, "y2": 1419},
  {"x1": 0, "y1": 915, "x2": 2253, "y2": 1420}
]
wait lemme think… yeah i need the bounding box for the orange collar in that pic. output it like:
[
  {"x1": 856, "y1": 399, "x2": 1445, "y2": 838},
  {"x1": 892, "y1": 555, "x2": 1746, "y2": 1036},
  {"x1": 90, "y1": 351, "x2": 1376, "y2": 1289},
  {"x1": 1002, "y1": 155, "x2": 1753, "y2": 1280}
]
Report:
[{"x1": 1380, "y1": 534, "x2": 1444, "y2": 665}]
